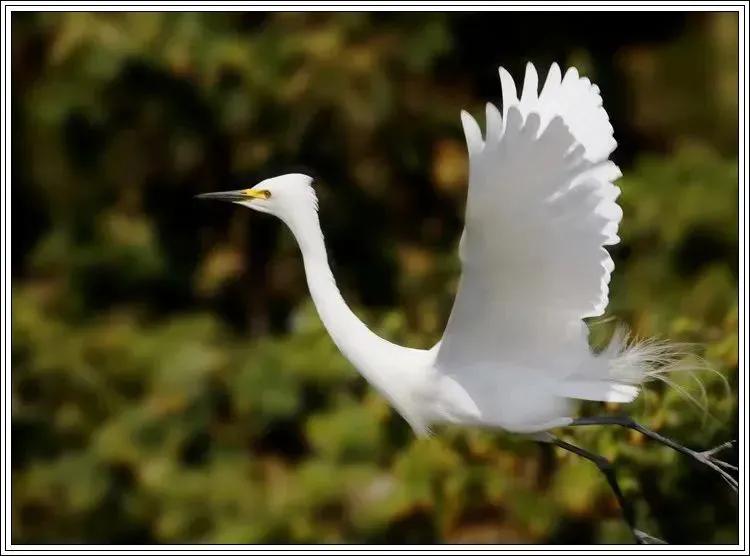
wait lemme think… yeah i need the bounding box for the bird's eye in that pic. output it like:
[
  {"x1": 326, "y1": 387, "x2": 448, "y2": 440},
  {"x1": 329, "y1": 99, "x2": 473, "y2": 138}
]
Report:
[{"x1": 246, "y1": 189, "x2": 272, "y2": 200}]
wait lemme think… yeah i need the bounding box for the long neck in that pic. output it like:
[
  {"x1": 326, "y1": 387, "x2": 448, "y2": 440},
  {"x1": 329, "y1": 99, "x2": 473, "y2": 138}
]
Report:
[{"x1": 282, "y1": 209, "x2": 389, "y2": 372}]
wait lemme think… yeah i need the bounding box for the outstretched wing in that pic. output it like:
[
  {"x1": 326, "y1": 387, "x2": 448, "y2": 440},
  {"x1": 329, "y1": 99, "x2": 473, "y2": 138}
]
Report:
[{"x1": 435, "y1": 63, "x2": 622, "y2": 371}]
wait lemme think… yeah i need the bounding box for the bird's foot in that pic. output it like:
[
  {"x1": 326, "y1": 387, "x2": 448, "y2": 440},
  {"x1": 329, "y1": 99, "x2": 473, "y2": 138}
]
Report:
[
  {"x1": 695, "y1": 440, "x2": 738, "y2": 491},
  {"x1": 634, "y1": 529, "x2": 667, "y2": 545},
  {"x1": 699, "y1": 440, "x2": 737, "y2": 468}
]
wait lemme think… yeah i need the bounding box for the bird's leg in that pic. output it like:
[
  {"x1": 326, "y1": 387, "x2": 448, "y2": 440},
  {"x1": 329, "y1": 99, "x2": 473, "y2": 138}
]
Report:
[
  {"x1": 543, "y1": 434, "x2": 664, "y2": 545},
  {"x1": 569, "y1": 415, "x2": 738, "y2": 491}
]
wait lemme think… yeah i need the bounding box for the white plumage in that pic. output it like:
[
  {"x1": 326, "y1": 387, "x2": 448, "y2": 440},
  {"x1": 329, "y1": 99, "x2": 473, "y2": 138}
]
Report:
[
  {"x1": 201, "y1": 62, "x2": 669, "y2": 437},
  {"x1": 198, "y1": 62, "x2": 738, "y2": 543}
]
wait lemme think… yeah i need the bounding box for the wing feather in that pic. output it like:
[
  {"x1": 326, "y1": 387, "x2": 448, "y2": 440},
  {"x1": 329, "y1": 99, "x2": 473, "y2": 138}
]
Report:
[{"x1": 437, "y1": 63, "x2": 621, "y2": 371}]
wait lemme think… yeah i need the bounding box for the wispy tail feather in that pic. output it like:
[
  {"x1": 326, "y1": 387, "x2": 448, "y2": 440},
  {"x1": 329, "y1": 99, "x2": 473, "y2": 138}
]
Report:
[
  {"x1": 561, "y1": 326, "x2": 728, "y2": 413},
  {"x1": 603, "y1": 326, "x2": 729, "y2": 415}
]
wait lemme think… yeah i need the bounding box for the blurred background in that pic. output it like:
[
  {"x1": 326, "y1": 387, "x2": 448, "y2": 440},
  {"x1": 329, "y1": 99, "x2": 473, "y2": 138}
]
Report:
[{"x1": 11, "y1": 11, "x2": 739, "y2": 544}]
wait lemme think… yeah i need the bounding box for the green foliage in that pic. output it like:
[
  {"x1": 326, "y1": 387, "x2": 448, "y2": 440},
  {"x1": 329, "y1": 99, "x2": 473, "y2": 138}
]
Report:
[{"x1": 11, "y1": 12, "x2": 738, "y2": 544}]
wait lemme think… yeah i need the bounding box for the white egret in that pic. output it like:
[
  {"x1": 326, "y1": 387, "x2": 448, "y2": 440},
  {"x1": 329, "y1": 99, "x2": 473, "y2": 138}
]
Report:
[{"x1": 198, "y1": 62, "x2": 736, "y2": 544}]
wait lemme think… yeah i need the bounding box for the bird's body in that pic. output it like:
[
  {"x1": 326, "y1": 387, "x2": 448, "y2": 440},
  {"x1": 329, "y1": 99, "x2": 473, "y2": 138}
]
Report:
[{"x1": 197, "y1": 62, "x2": 737, "y2": 543}]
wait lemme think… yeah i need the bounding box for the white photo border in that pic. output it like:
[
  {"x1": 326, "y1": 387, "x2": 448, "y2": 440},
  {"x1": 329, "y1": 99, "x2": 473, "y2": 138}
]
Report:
[{"x1": 1, "y1": 1, "x2": 746, "y2": 553}]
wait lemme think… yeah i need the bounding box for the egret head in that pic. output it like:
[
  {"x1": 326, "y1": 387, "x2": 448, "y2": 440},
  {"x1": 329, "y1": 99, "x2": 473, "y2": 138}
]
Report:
[{"x1": 196, "y1": 173, "x2": 317, "y2": 221}]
